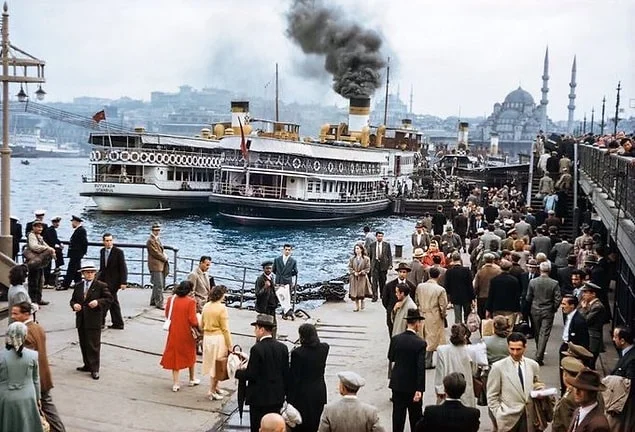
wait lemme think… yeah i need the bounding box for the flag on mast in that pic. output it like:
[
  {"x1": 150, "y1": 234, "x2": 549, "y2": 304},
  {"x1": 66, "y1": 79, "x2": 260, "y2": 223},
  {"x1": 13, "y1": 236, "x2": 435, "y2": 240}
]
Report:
[
  {"x1": 238, "y1": 117, "x2": 248, "y2": 159},
  {"x1": 92, "y1": 110, "x2": 106, "y2": 123}
]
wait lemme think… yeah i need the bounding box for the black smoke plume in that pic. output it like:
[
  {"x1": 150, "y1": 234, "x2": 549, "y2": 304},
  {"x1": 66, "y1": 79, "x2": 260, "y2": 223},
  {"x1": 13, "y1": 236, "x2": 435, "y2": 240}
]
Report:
[{"x1": 286, "y1": 0, "x2": 386, "y2": 99}]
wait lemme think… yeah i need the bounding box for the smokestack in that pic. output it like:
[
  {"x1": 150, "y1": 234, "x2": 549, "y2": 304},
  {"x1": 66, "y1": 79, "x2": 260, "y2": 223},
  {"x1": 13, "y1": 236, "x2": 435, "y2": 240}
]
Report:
[
  {"x1": 349, "y1": 97, "x2": 371, "y2": 133},
  {"x1": 457, "y1": 122, "x2": 469, "y2": 149},
  {"x1": 230, "y1": 101, "x2": 250, "y2": 129},
  {"x1": 489, "y1": 132, "x2": 499, "y2": 156},
  {"x1": 401, "y1": 119, "x2": 412, "y2": 129}
]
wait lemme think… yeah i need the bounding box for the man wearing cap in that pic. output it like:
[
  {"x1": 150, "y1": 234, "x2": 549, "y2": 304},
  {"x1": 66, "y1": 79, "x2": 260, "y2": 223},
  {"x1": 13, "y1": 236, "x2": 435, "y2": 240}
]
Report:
[
  {"x1": 526, "y1": 261, "x2": 561, "y2": 365},
  {"x1": 440, "y1": 226, "x2": 461, "y2": 256},
  {"x1": 25, "y1": 209, "x2": 48, "y2": 235},
  {"x1": 255, "y1": 261, "x2": 279, "y2": 338},
  {"x1": 486, "y1": 259, "x2": 522, "y2": 325},
  {"x1": 61, "y1": 215, "x2": 88, "y2": 291},
  {"x1": 236, "y1": 314, "x2": 289, "y2": 432},
  {"x1": 609, "y1": 326, "x2": 635, "y2": 432},
  {"x1": 383, "y1": 263, "x2": 416, "y2": 333},
  {"x1": 318, "y1": 371, "x2": 383, "y2": 432},
  {"x1": 411, "y1": 222, "x2": 430, "y2": 251},
  {"x1": 388, "y1": 308, "x2": 426, "y2": 432},
  {"x1": 44, "y1": 217, "x2": 64, "y2": 288},
  {"x1": 70, "y1": 260, "x2": 112, "y2": 380},
  {"x1": 553, "y1": 356, "x2": 586, "y2": 432},
  {"x1": 565, "y1": 369, "x2": 610, "y2": 432},
  {"x1": 146, "y1": 223, "x2": 168, "y2": 309},
  {"x1": 98, "y1": 233, "x2": 128, "y2": 329},
  {"x1": 579, "y1": 283, "x2": 606, "y2": 368},
  {"x1": 416, "y1": 267, "x2": 447, "y2": 368},
  {"x1": 25, "y1": 220, "x2": 56, "y2": 306},
  {"x1": 487, "y1": 332, "x2": 541, "y2": 432},
  {"x1": 368, "y1": 231, "x2": 392, "y2": 303}
]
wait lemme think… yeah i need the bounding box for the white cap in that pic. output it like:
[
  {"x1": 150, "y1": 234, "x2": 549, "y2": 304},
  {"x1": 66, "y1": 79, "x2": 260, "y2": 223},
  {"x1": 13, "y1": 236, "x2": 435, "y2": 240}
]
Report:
[{"x1": 34, "y1": 209, "x2": 46, "y2": 216}]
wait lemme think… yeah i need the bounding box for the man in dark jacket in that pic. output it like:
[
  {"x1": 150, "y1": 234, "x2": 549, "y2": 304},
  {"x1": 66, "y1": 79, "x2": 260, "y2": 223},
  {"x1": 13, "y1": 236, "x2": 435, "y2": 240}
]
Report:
[
  {"x1": 431, "y1": 206, "x2": 446, "y2": 236},
  {"x1": 236, "y1": 314, "x2": 289, "y2": 432},
  {"x1": 485, "y1": 260, "x2": 521, "y2": 323},
  {"x1": 546, "y1": 151, "x2": 560, "y2": 177},
  {"x1": 43, "y1": 216, "x2": 64, "y2": 287},
  {"x1": 61, "y1": 215, "x2": 88, "y2": 290},
  {"x1": 453, "y1": 211, "x2": 468, "y2": 252},
  {"x1": 559, "y1": 295, "x2": 589, "y2": 393},
  {"x1": 388, "y1": 308, "x2": 426, "y2": 432},
  {"x1": 383, "y1": 263, "x2": 416, "y2": 336},
  {"x1": 444, "y1": 253, "x2": 475, "y2": 324},
  {"x1": 255, "y1": 261, "x2": 279, "y2": 338},
  {"x1": 10, "y1": 216, "x2": 22, "y2": 261},
  {"x1": 610, "y1": 326, "x2": 635, "y2": 431},
  {"x1": 416, "y1": 372, "x2": 479, "y2": 432},
  {"x1": 98, "y1": 233, "x2": 128, "y2": 329},
  {"x1": 272, "y1": 244, "x2": 298, "y2": 286},
  {"x1": 368, "y1": 231, "x2": 392, "y2": 302},
  {"x1": 70, "y1": 261, "x2": 112, "y2": 380}
]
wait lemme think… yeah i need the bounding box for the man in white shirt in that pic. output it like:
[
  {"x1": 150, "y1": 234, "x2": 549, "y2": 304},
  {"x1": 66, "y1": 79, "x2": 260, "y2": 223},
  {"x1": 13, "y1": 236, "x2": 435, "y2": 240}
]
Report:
[{"x1": 565, "y1": 369, "x2": 610, "y2": 431}]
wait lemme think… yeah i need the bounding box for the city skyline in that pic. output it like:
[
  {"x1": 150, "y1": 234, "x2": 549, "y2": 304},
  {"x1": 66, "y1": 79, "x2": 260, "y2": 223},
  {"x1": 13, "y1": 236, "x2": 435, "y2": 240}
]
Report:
[{"x1": 10, "y1": 0, "x2": 634, "y2": 121}]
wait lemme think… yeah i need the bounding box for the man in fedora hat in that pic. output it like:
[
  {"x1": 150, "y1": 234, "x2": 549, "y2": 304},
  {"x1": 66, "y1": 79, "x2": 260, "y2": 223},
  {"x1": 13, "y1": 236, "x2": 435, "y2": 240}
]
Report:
[
  {"x1": 61, "y1": 215, "x2": 88, "y2": 291},
  {"x1": 565, "y1": 369, "x2": 610, "y2": 432},
  {"x1": 411, "y1": 222, "x2": 430, "y2": 252},
  {"x1": 146, "y1": 222, "x2": 168, "y2": 309},
  {"x1": 383, "y1": 263, "x2": 416, "y2": 336},
  {"x1": 407, "y1": 249, "x2": 427, "y2": 288},
  {"x1": 552, "y1": 357, "x2": 586, "y2": 432},
  {"x1": 317, "y1": 371, "x2": 384, "y2": 431},
  {"x1": 70, "y1": 260, "x2": 112, "y2": 380},
  {"x1": 391, "y1": 282, "x2": 418, "y2": 338},
  {"x1": 255, "y1": 261, "x2": 279, "y2": 338},
  {"x1": 388, "y1": 308, "x2": 426, "y2": 432},
  {"x1": 579, "y1": 283, "x2": 606, "y2": 368},
  {"x1": 236, "y1": 314, "x2": 289, "y2": 432}
]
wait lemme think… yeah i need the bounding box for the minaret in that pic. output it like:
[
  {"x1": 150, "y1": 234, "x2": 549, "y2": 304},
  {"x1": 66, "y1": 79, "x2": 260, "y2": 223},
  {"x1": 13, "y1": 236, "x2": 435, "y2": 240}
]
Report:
[
  {"x1": 540, "y1": 47, "x2": 549, "y2": 132},
  {"x1": 567, "y1": 56, "x2": 577, "y2": 134},
  {"x1": 409, "y1": 84, "x2": 414, "y2": 116}
]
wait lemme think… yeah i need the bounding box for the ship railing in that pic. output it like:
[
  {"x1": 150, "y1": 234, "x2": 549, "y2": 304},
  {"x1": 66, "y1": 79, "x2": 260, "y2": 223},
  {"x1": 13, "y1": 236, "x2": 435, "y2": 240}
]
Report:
[
  {"x1": 579, "y1": 144, "x2": 635, "y2": 220},
  {"x1": 81, "y1": 174, "x2": 147, "y2": 184},
  {"x1": 217, "y1": 182, "x2": 386, "y2": 202},
  {"x1": 222, "y1": 155, "x2": 382, "y2": 176}
]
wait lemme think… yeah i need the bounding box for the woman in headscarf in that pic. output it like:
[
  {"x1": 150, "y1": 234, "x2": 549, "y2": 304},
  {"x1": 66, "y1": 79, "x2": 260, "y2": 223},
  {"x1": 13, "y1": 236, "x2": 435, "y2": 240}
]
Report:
[{"x1": 0, "y1": 321, "x2": 44, "y2": 432}]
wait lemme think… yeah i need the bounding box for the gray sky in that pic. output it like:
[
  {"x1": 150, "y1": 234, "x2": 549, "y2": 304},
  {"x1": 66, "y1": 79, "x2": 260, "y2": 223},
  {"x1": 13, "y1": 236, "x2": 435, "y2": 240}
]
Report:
[{"x1": 10, "y1": 0, "x2": 634, "y2": 120}]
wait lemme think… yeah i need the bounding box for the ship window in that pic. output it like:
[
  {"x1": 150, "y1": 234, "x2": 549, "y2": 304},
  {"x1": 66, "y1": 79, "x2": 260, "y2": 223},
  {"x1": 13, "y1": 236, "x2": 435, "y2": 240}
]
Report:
[
  {"x1": 308, "y1": 182, "x2": 313, "y2": 192},
  {"x1": 168, "y1": 170, "x2": 174, "y2": 181},
  {"x1": 315, "y1": 182, "x2": 321, "y2": 193}
]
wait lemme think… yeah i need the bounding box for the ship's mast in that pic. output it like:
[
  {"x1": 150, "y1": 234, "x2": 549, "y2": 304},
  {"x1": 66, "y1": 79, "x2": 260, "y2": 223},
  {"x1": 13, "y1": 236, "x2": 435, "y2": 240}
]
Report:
[
  {"x1": 383, "y1": 57, "x2": 390, "y2": 125},
  {"x1": 275, "y1": 63, "x2": 279, "y2": 122}
]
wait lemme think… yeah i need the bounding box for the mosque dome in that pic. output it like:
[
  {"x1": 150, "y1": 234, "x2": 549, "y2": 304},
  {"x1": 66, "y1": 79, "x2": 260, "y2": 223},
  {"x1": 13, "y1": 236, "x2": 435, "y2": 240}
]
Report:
[
  {"x1": 498, "y1": 109, "x2": 520, "y2": 120},
  {"x1": 504, "y1": 87, "x2": 535, "y2": 105}
]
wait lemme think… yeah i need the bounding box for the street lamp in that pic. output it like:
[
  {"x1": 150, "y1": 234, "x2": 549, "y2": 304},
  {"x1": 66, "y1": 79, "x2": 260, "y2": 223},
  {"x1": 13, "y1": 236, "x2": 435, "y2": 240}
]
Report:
[{"x1": 1, "y1": 2, "x2": 46, "y2": 257}]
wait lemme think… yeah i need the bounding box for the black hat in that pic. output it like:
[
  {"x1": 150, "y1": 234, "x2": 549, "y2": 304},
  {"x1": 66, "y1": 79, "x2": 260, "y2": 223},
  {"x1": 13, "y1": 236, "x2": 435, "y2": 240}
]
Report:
[
  {"x1": 564, "y1": 369, "x2": 606, "y2": 392},
  {"x1": 261, "y1": 261, "x2": 274, "y2": 268},
  {"x1": 396, "y1": 262, "x2": 411, "y2": 272},
  {"x1": 51, "y1": 216, "x2": 62, "y2": 223},
  {"x1": 250, "y1": 313, "x2": 275, "y2": 328},
  {"x1": 404, "y1": 308, "x2": 424, "y2": 321},
  {"x1": 71, "y1": 215, "x2": 83, "y2": 222}
]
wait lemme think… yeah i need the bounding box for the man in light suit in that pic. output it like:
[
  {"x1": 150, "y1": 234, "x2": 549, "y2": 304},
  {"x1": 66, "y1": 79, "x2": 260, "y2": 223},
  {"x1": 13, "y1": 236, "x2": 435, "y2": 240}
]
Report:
[
  {"x1": 98, "y1": 233, "x2": 128, "y2": 329},
  {"x1": 146, "y1": 222, "x2": 168, "y2": 309},
  {"x1": 411, "y1": 222, "x2": 430, "y2": 251},
  {"x1": 188, "y1": 255, "x2": 212, "y2": 313},
  {"x1": 318, "y1": 371, "x2": 384, "y2": 432},
  {"x1": 487, "y1": 332, "x2": 541, "y2": 432},
  {"x1": 368, "y1": 231, "x2": 392, "y2": 303},
  {"x1": 416, "y1": 372, "x2": 479, "y2": 432}
]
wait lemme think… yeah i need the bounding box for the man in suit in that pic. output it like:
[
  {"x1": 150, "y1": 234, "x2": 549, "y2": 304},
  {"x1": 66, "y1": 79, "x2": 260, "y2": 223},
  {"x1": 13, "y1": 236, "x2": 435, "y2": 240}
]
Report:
[
  {"x1": 559, "y1": 295, "x2": 589, "y2": 394},
  {"x1": 453, "y1": 211, "x2": 468, "y2": 252},
  {"x1": 98, "y1": 233, "x2": 128, "y2": 329},
  {"x1": 565, "y1": 369, "x2": 610, "y2": 432},
  {"x1": 609, "y1": 326, "x2": 635, "y2": 432},
  {"x1": 383, "y1": 263, "x2": 416, "y2": 336},
  {"x1": 61, "y1": 215, "x2": 88, "y2": 290},
  {"x1": 444, "y1": 252, "x2": 475, "y2": 324},
  {"x1": 411, "y1": 222, "x2": 430, "y2": 251},
  {"x1": 486, "y1": 259, "x2": 522, "y2": 324},
  {"x1": 272, "y1": 244, "x2": 298, "y2": 319},
  {"x1": 416, "y1": 372, "x2": 479, "y2": 432},
  {"x1": 552, "y1": 356, "x2": 585, "y2": 432},
  {"x1": 236, "y1": 314, "x2": 289, "y2": 432},
  {"x1": 431, "y1": 205, "x2": 447, "y2": 236},
  {"x1": 579, "y1": 283, "x2": 606, "y2": 368},
  {"x1": 70, "y1": 260, "x2": 112, "y2": 380},
  {"x1": 10, "y1": 215, "x2": 22, "y2": 261},
  {"x1": 514, "y1": 215, "x2": 533, "y2": 241},
  {"x1": 469, "y1": 212, "x2": 486, "y2": 237},
  {"x1": 255, "y1": 261, "x2": 279, "y2": 338},
  {"x1": 388, "y1": 308, "x2": 426, "y2": 432},
  {"x1": 368, "y1": 231, "x2": 392, "y2": 303},
  {"x1": 11, "y1": 301, "x2": 67, "y2": 432},
  {"x1": 526, "y1": 261, "x2": 561, "y2": 365},
  {"x1": 487, "y1": 332, "x2": 541, "y2": 432},
  {"x1": 146, "y1": 222, "x2": 168, "y2": 309},
  {"x1": 25, "y1": 208, "x2": 48, "y2": 235},
  {"x1": 318, "y1": 371, "x2": 384, "y2": 432},
  {"x1": 44, "y1": 217, "x2": 64, "y2": 288},
  {"x1": 188, "y1": 255, "x2": 212, "y2": 313},
  {"x1": 557, "y1": 255, "x2": 577, "y2": 298}
]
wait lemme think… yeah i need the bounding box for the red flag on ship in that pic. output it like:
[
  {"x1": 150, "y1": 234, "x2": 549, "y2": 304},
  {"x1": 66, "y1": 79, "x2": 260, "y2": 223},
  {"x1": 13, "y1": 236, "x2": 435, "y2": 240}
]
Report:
[
  {"x1": 238, "y1": 117, "x2": 248, "y2": 159},
  {"x1": 92, "y1": 110, "x2": 106, "y2": 123}
]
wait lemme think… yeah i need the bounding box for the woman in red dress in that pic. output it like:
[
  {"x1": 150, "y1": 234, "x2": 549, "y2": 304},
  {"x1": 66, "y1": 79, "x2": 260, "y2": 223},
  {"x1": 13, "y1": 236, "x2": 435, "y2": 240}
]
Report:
[{"x1": 160, "y1": 280, "x2": 200, "y2": 391}]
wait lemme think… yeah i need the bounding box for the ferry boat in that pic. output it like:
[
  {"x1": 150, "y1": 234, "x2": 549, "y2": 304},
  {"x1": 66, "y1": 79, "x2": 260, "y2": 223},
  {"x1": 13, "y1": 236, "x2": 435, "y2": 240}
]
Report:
[
  {"x1": 79, "y1": 129, "x2": 227, "y2": 211},
  {"x1": 10, "y1": 129, "x2": 81, "y2": 158},
  {"x1": 210, "y1": 98, "x2": 421, "y2": 224}
]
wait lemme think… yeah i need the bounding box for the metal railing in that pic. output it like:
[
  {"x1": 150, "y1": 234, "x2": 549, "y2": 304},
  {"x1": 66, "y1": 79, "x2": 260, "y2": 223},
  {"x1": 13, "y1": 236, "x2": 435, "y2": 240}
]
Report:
[
  {"x1": 579, "y1": 144, "x2": 635, "y2": 220},
  {"x1": 218, "y1": 182, "x2": 386, "y2": 203}
]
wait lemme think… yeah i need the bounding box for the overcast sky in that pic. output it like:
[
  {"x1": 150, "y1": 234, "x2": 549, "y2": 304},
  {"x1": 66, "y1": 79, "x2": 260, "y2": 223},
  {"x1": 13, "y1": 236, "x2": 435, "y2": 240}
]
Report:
[{"x1": 10, "y1": 0, "x2": 634, "y2": 120}]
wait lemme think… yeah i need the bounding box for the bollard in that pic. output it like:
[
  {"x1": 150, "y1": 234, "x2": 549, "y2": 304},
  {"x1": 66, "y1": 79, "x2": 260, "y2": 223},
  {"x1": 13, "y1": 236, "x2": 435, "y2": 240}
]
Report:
[{"x1": 394, "y1": 244, "x2": 403, "y2": 258}]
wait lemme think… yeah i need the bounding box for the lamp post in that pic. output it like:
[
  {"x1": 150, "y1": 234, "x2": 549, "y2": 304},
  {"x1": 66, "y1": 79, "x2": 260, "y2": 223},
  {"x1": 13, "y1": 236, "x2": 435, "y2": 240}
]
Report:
[
  {"x1": 613, "y1": 81, "x2": 621, "y2": 135},
  {"x1": 590, "y1": 108, "x2": 594, "y2": 134},
  {"x1": 1, "y1": 2, "x2": 46, "y2": 257},
  {"x1": 600, "y1": 96, "x2": 606, "y2": 135},
  {"x1": 582, "y1": 113, "x2": 586, "y2": 134}
]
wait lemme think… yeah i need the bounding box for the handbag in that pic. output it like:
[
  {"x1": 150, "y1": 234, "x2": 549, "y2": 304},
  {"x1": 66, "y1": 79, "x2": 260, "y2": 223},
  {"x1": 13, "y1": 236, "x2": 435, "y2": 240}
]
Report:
[
  {"x1": 466, "y1": 307, "x2": 481, "y2": 333},
  {"x1": 280, "y1": 401, "x2": 303, "y2": 427},
  {"x1": 481, "y1": 318, "x2": 494, "y2": 337},
  {"x1": 162, "y1": 296, "x2": 174, "y2": 331},
  {"x1": 40, "y1": 408, "x2": 51, "y2": 432},
  {"x1": 227, "y1": 345, "x2": 248, "y2": 380},
  {"x1": 215, "y1": 357, "x2": 229, "y2": 381},
  {"x1": 22, "y1": 246, "x2": 53, "y2": 270}
]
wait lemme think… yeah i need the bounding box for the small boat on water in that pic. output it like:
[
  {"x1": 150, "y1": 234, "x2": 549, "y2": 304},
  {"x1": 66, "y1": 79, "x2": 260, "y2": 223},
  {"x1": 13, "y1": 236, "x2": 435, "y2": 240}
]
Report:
[{"x1": 20, "y1": 159, "x2": 30, "y2": 165}]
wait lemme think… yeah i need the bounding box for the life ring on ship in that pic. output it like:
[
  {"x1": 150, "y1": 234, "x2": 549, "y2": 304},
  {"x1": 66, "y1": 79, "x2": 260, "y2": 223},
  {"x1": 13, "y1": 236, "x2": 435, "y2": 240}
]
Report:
[
  {"x1": 174, "y1": 155, "x2": 182, "y2": 165},
  {"x1": 168, "y1": 154, "x2": 176, "y2": 165},
  {"x1": 187, "y1": 155, "x2": 194, "y2": 166},
  {"x1": 313, "y1": 160, "x2": 321, "y2": 171},
  {"x1": 94, "y1": 151, "x2": 102, "y2": 161},
  {"x1": 89, "y1": 151, "x2": 95, "y2": 161},
  {"x1": 338, "y1": 162, "x2": 344, "y2": 173},
  {"x1": 292, "y1": 158, "x2": 301, "y2": 169},
  {"x1": 130, "y1": 152, "x2": 140, "y2": 163},
  {"x1": 140, "y1": 153, "x2": 149, "y2": 163},
  {"x1": 148, "y1": 153, "x2": 156, "y2": 164},
  {"x1": 120, "y1": 151, "x2": 130, "y2": 162},
  {"x1": 327, "y1": 162, "x2": 335, "y2": 173},
  {"x1": 108, "y1": 151, "x2": 119, "y2": 162}
]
